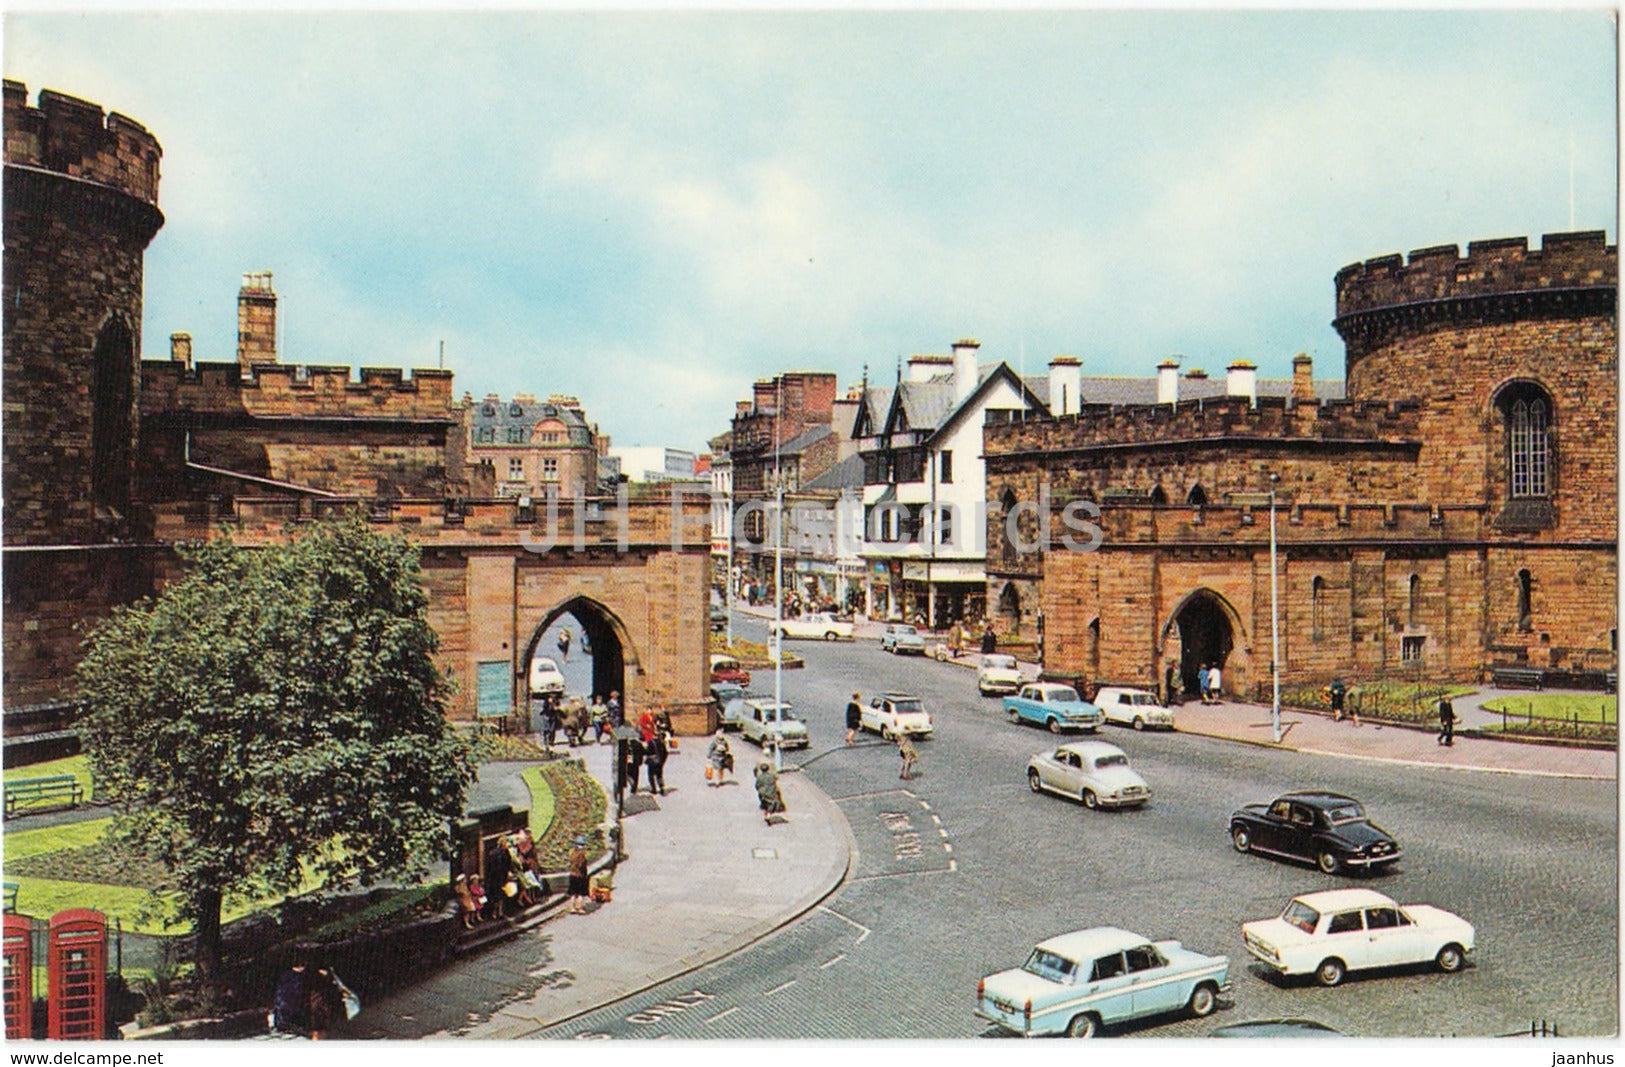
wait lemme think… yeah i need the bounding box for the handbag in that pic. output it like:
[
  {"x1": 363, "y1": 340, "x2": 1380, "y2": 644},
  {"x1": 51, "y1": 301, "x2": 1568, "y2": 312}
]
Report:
[
  {"x1": 333, "y1": 973, "x2": 361, "y2": 1022},
  {"x1": 705, "y1": 765, "x2": 715, "y2": 781}
]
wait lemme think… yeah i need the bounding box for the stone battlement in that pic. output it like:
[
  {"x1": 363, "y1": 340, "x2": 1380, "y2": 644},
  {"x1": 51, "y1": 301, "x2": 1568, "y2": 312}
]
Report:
[
  {"x1": 985, "y1": 392, "x2": 1421, "y2": 456},
  {"x1": 1334, "y1": 231, "x2": 1616, "y2": 321},
  {"x1": 140, "y1": 360, "x2": 458, "y2": 420},
  {"x1": 3, "y1": 80, "x2": 161, "y2": 206}
]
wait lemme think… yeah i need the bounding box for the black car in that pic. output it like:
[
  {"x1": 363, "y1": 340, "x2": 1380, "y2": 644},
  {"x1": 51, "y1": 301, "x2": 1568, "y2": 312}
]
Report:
[
  {"x1": 1228, "y1": 791, "x2": 1401, "y2": 875},
  {"x1": 709, "y1": 605, "x2": 729, "y2": 632}
]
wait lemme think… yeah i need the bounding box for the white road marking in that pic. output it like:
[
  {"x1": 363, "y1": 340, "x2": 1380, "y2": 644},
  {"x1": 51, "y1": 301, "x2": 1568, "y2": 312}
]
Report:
[
  {"x1": 766, "y1": 980, "x2": 797, "y2": 997},
  {"x1": 944, "y1": 842, "x2": 953, "y2": 853},
  {"x1": 706, "y1": 1007, "x2": 740, "y2": 1024},
  {"x1": 819, "y1": 954, "x2": 846, "y2": 969},
  {"x1": 818, "y1": 904, "x2": 872, "y2": 944}
]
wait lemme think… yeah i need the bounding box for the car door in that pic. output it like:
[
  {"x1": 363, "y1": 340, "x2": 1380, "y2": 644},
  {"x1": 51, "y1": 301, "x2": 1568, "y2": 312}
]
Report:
[
  {"x1": 1021, "y1": 687, "x2": 1044, "y2": 725},
  {"x1": 1283, "y1": 802, "x2": 1319, "y2": 860},
  {"x1": 1253, "y1": 799, "x2": 1292, "y2": 853},
  {"x1": 1084, "y1": 951, "x2": 1134, "y2": 1022},
  {"x1": 1323, "y1": 908, "x2": 1371, "y2": 970},
  {"x1": 1362, "y1": 906, "x2": 1425, "y2": 968},
  {"x1": 1124, "y1": 944, "x2": 1181, "y2": 1017},
  {"x1": 1047, "y1": 750, "x2": 1081, "y2": 794}
]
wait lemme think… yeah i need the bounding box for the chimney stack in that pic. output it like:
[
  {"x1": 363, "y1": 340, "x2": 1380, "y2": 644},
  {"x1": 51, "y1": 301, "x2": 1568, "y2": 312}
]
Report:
[
  {"x1": 170, "y1": 332, "x2": 193, "y2": 370},
  {"x1": 752, "y1": 379, "x2": 776, "y2": 412},
  {"x1": 236, "y1": 271, "x2": 277, "y2": 365},
  {"x1": 1227, "y1": 360, "x2": 1258, "y2": 405},
  {"x1": 1156, "y1": 358, "x2": 1181, "y2": 405},
  {"x1": 1047, "y1": 355, "x2": 1082, "y2": 416},
  {"x1": 908, "y1": 353, "x2": 953, "y2": 383},
  {"x1": 951, "y1": 338, "x2": 980, "y2": 401},
  {"x1": 1291, "y1": 353, "x2": 1315, "y2": 403}
]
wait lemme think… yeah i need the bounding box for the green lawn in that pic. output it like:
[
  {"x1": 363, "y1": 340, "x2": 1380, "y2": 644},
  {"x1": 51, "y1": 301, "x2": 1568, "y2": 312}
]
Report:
[
  {"x1": 1482, "y1": 693, "x2": 1617, "y2": 723},
  {"x1": 3, "y1": 754, "x2": 97, "y2": 807},
  {"x1": 520, "y1": 765, "x2": 557, "y2": 840}
]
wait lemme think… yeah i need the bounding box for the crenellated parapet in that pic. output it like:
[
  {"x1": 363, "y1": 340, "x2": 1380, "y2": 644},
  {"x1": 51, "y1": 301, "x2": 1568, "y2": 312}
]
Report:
[
  {"x1": 984, "y1": 392, "x2": 1422, "y2": 459},
  {"x1": 1333, "y1": 232, "x2": 1616, "y2": 366},
  {"x1": 140, "y1": 360, "x2": 458, "y2": 421},
  {"x1": 3, "y1": 80, "x2": 163, "y2": 243}
]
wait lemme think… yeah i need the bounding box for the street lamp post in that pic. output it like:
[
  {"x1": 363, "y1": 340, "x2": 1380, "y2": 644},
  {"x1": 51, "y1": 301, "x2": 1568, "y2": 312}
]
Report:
[
  {"x1": 1269, "y1": 473, "x2": 1282, "y2": 744},
  {"x1": 725, "y1": 480, "x2": 734, "y2": 650}
]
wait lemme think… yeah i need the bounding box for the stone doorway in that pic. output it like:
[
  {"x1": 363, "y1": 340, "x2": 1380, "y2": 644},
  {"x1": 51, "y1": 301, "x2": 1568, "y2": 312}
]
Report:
[{"x1": 1168, "y1": 591, "x2": 1237, "y2": 698}]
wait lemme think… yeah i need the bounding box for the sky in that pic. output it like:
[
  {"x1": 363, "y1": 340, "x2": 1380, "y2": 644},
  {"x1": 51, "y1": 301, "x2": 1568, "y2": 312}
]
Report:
[{"x1": 4, "y1": 6, "x2": 1617, "y2": 453}]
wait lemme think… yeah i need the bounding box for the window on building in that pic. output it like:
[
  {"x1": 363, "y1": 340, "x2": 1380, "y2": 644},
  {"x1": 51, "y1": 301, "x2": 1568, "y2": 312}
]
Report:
[
  {"x1": 934, "y1": 504, "x2": 953, "y2": 546},
  {"x1": 543, "y1": 458, "x2": 559, "y2": 481},
  {"x1": 1499, "y1": 383, "x2": 1552, "y2": 498},
  {"x1": 507, "y1": 426, "x2": 525, "y2": 444},
  {"x1": 1000, "y1": 487, "x2": 1019, "y2": 512},
  {"x1": 1311, "y1": 576, "x2": 1325, "y2": 642},
  {"x1": 1149, "y1": 485, "x2": 1168, "y2": 506},
  {"x1": 939, "y1": 450, "x2": 953, "y2": 484},
  {"x1": 508, "y1": 458, "x2": 524, "y2": 480},
  {"x1": 1408, "y1": 574, "x2": 1421, "y2": 625},
  {"x1": 91, "y1": 317, "x2": 135, "y2": 513},
  {"x1": 1187, "y1": 484, "x2": 1208, "y2": 507},
  {"x1": 1401, "y1": 635, "x2": 1425, "y2": 664},
  {"x1": 475, "y1": 427, "x2": 496, "y2": 444},
  {"x1": 1517, "y1": 569, "x2": 1533, "y2": 632}
]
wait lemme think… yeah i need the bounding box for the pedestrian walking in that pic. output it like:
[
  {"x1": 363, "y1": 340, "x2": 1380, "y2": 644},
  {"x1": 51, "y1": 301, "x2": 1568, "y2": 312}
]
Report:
[
  {"x1": 980, "y1": 625, "x2": 997, "y2": 655},
  {"x1": 621, "y1": 733, "x2": 645, "y2": 794},
  {"x1": 557, "y1": 627, "x2": 572, "y2": 662},
  {"x1": 845, "y1": 691, "x2": 863, "y2": 745},
  {"x1": 707, "y1": 729, "x2": 733, "y2": 786},
  {"x1": 638, "y1": 709, "x2": 657, "y2": 744},
  {"x1": 608, "y1": 691, "x2": 624, "y2": 728},
  {"x1": 754, "y1": 761, "x2": 786, "y2": 824},
  {"x1": 1437, "y1": 695, "x2": 1456, "y2": 746},
  {"x1": 948, "y1": 621, "x2": 964, "y2": 659},
  {"x1": 1197, "y1": 664, "x2": 1211, "y2": 704},
  {"x1": 897, "y1": 733, "x2": 919, "y2": 780},
  {"x1": 1327, "y1": 677, "x2": 1347, "y2": 722},
  {"x1": 567, "y1": 835, "x2": 591, "y2": 914},
  {"x1": 1207, "y1": 663, "x2": 1222, "y2": 703},
  {"x1": 539, "y1": 693, "x2": 559, "y2": 748},
  {"x1": 645, "y1": 730, "x2": 668, "y2": 795},
  {"x1": 1164, "y1": 664, "x2": 1181, "y2": 707},
  {"x1": 590, "y1": 694, "x2": 610, "y2": 743}
]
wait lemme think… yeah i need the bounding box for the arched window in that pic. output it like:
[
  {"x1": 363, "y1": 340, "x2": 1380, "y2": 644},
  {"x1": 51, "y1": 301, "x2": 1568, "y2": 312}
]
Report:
[
  {"x1": 999, "y1": 487, "x2": 1018, "y2": 512},
  {"x1": 1499, "y1": 384, "x2": 1552, "y2": 498},
  {"x1": 1311, "y1": 576, "x2": 1325, "y2": 641},
  {"x1": 1187, "y1": 484, "x2": 1208, "y2": 507},
  {"x1": 1517, "y1": 569, "x2": 1533, "y2": 632},
  {"x1": 1407, "y1": 574, "x2": 1421, "y2": 625},
  {"x1": 1149, "y1": 485, "x2": 1168, "y2": 506},
  {"x1": 91, "y1": 317, "x2": 135, "y2": 513}
]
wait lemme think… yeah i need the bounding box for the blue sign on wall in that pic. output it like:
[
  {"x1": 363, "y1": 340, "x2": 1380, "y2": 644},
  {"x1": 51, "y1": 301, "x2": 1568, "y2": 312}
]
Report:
[{"x1": 476, "y1": 660, "x2": 511, "y2": 719}]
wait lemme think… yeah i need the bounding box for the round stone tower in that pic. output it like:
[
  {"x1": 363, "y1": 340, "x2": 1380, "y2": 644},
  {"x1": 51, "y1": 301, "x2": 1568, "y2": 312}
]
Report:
[
  {"x1": 3, "y1": 80, "x2": 164, "y2": 546},
  {"x1": 1332, "y1": 232, "x2": 1616, "y2": 541}
]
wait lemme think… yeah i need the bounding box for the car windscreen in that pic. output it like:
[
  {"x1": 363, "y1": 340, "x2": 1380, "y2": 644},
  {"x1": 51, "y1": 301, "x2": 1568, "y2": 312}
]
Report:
[
  {"x1": 898, "y1": 625, "x2": 917, "y2": 635},
  {"x1": 1049, "y1": 687, "x2": 1081, "y2": 703},
  {"x1": 1021, "y1": 948, "x2": 1079, "y2": 984},
  {"x1": 891, "y1": 699, "x2": 924, "y2": 714},
  {"x1": 1129, "y1": 693, "x2": 1157, "y2": 705},
  {"x1": 1281, "y1": 899, "x2": 1320, "y2": 934},
  {"x1": 1094, "y1": 754, "x2": 1128, "y2": 769},
  {"x1": 1324, "y1": 802, "x2": 1366, "y2": 824},
  {"x1": 986, "y1": 655, "x2": 1016, "y2": 669}
]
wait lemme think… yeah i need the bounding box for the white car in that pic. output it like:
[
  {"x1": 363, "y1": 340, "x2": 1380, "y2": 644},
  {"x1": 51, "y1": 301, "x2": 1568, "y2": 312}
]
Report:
[
  {"x1": 1093, "y1": 686, "x2": 1175, "y2": 731},
  {"x1": 770, "y1": 612, "x2": 854, "y2": 641},
  {"x1": 860, "y1": 692, "x2": 934, "y2": 739},
  {"x1": 1242, "y1": 888, "x2": 1474, "y2": 987},
  {"x1": 1027, "y1": 740, "x2": 1151, "y2": 810},
  {"x1": 739, "y1": 700, "x2": 810, "y2": 749},
  {"x1": 977, "y1": 654, "x2": 1022, "y2": 696},
  {"x1": 879, "y1": 624, "x2": 927, "y2": 654},
  {"x1": 528, "y1": 656, "x2": 566, "y2": 697}
]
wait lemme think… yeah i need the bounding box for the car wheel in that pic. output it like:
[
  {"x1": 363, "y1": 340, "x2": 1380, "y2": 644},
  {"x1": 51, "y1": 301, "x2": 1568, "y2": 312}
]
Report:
[
  {"x1": 1082, "y1": 789, "x2": 1099, "y2": 810},
  {"x1": 1317, "y1": 850, "x2": 1341, "y2": 875},
  {"x1": 1187, "y1": 983, "x2": 1218, "y2": 1018},
  {"x1": 1231, "y1": 825, "x2": 1251, "y2": 853},
  {"x1": 1133, "y1": 716, "x2": 1146, "y2": 731},
  {"x1": 1047, "y1": 717, "x2": 1062, "y2": 734},
  {"x1": 1027, "y1": 770, "x2": 1042, "y2": 793},
  {"x1": 1315, "y1": 958, "x2": 1345, "y2": 987},
  {"x1": 1008, "y1": 708, "x2": 1021, "y2": 724},
  {"x1": 1065, "y1": 1013, "x2": 1100, "y2": 1039},
  {"x1": 1436, "y1": 944, "x2": 1465, "y2": 973}
]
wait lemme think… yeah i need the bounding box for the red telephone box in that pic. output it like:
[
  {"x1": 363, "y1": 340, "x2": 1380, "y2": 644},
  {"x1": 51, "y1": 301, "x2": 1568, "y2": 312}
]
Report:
[
  {"x1": 3, "y1": 914, "x2": 33, "y2": 1040},
  {"x1": 46, "y1": 909, "x2": 105, "y2": 1040}
]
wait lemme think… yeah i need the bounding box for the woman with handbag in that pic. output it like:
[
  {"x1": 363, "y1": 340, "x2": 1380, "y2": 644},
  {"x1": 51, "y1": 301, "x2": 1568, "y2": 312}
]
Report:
[{"x1": 707, "y1": 730, "x2": 732, "y2": 787}]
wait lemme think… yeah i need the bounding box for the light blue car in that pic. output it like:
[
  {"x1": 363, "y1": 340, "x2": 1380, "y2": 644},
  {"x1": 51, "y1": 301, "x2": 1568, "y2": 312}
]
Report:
[
  {"x1": 977, "y1": 926, "x2": 1229, "y2": 1038},
  {"x1": 879, "y1": 623, "x2": 927, "y2": 654},
  {"x1": 1002, "y1": 683, "x2": 1103, "y2": 733}
]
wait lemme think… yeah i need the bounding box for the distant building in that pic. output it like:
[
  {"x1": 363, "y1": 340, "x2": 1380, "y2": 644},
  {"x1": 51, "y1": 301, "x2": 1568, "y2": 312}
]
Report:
[
  {"x1": 609, "y1": 445, "x2": 703, "y2": 484},
  {"x1": 466, "y1": 393, "x2": 606, "y2": 499}
]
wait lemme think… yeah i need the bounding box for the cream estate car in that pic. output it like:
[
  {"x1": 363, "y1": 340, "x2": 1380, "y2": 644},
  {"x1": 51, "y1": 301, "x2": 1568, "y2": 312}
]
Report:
[
  {"x1": 1026, "y1": 740, "x2": 1151, "y2": 810},
  {"x1": 1093, "y1": 686, "x2": 1176, "y2": 731}
]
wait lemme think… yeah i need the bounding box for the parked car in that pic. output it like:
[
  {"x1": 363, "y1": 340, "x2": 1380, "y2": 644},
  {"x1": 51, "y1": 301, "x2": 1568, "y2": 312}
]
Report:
[
  {"x1": 1229, "y1": 791, "x2": 1401, "y2": 874},
  {"x1": 1241, "y1": 888, "x2": 1474, "y2": 987},
  {"x1": 879, "y1": 624, "x2": 927, "y2": 655},
  {"x1": 709, "y1": 605, "x2": 729, "y2": 633},
  {"x1": 1093, "y1": 686, "x2": 1175, "y2": 731},
  {"x1": 711, "y1": 682, "x2": 750, "y2": 730},
  {"x1": 860, "y1": 692, "x2": 934, "y2": 739},
  {"x1": 770, "y1": 612, "x2": 854, "y2": 641},
  {"x1": 1002, "y1": 683, "x2": 1103, "y2": 733},
  {"x1": 976, "y1": 926, "x2": 1229, "y2": 1038},
  {"x1": 528, "y1": 656, "x2": 566, "y2": 697},
  {"x1": 1027, "y1": 740, "x2": 1151, "y2": 810},
  {"x1": 977, "y1": 654, "x2": 1023, "y2": 696},
  {"x1": 739, "y1": 699, "x2": 810, "y2": 749},
  {"x1": 709, "y1": 653, "x2": 751, "y2": 687}
]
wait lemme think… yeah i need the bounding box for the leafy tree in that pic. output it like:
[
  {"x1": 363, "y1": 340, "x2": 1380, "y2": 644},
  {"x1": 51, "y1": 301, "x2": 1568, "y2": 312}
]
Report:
[{"x1": 76, "y1": 516, "x2": 474, "y2": 993}]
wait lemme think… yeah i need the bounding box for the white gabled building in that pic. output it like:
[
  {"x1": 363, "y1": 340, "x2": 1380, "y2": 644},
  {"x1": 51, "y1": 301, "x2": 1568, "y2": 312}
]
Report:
[{"x1": 851, "y1": 339, "x2": 1049, "y2": 626}]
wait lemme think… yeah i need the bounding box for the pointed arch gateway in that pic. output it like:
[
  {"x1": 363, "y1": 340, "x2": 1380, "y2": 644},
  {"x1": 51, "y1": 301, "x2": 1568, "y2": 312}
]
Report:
[
  {"x1": 524, "y1": 595, "x2": 641, "y2": 708},
  {"x1": 1160, "y1": 587, "x2": 1249, "y2": 700}
]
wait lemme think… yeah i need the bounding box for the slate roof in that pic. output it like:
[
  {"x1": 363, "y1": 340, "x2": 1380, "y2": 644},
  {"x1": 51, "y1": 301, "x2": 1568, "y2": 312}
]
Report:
[
  {"x1": 469, "y1": 397, "x2": 594, "y2": 440},
  {"x1": 768, "y1": 423, "x2": 833, "y2": 460},
  {"x1": 802, "y1": 452, "x2": 864, "y2": 491}
]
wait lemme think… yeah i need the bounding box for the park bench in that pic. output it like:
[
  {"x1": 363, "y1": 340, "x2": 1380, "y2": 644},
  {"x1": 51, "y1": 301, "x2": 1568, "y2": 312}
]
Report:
[
  {"x1": 3, "y1": 882, "x2": 17, "y2": 913},
  {"x1": 3, "y1": 774, "x2": 84, "y2": 817},
  {"x1": 1492, "y1": 666, "x2": 1545, "y2": 690}
]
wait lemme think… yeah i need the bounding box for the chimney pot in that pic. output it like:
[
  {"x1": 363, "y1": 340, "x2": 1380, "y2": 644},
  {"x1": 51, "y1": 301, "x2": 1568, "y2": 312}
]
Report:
[
  {"x1": 1291, "y1": 352, "x2": 1315, "y2": 402},
  {"x1": 1047, "y1": 355, "x2": 1082, "y2": 416},
  {"x1": 169, "y1": 332, "x2": 193, "y2": 369},
  {"x1": 1226, "y1": 360, "x2": 1258, "y2": 405},
  {"x1": 1156, "y1": 357, "x2": 1181, "y2": 405}
]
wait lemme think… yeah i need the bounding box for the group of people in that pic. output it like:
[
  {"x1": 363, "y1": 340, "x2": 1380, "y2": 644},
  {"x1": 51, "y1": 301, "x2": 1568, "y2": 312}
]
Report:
[
  {"x1": 618, "y1": 708, "x2": 674, "y2": 795},
  {"x1": 272, "y1": 959, "x2": 356, "y2": 1039},
  {"x1": 1325, "y1": 677, "x2": 1362, "y2": 726},
  {"x1": 843, "y1": 692, "x2": 920, "y2": 779},
  {"x1": 536, "y1": 690, "x2": 631, "y2": 748},
  {"x1": 453, "y1": 827, "x2": 549, "y2": 928},
  {"x1": 704, "y1": 729, "x2": 786, "y2": 824},
  {"x1": 1195, "y1": 662, "x2": 1224, "y2": 704}
]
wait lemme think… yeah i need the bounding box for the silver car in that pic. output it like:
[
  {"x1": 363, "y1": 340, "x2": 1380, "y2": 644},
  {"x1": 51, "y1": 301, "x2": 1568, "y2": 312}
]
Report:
[
  {"x1": 739, "y1": 699, "x2": 809, "y2": 749},
  {"x1": 879, "y1": 624, "x2": 927, "y2": 654},
  {"x1": 1027, "y1": 740, "x2": 1151, "y2": 810}
]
